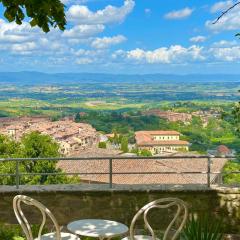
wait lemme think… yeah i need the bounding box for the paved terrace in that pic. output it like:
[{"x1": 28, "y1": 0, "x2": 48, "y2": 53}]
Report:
[
  {"x1": 0, "y1": 154, "x2": 238, "y2": 233},
  {"x1": 0, "y1": 184, "x2": 240, "y2": 234}
]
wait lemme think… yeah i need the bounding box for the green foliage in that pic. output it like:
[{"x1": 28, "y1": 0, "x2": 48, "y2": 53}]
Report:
[
  {"x1": 0, "y1": 223, "x2": 23, "y2": 240},
  {"x1": 139, "y1": 149, "x2": 152, "y2": 157},
  {"x1": 223, "y1": 160, "x2": 240, "y2": 185},
  {"x1": 21, "y1": 131, "x2": 59, "y2": 158},
  {"x1": 75, "y1": 112, "x2": 81, "y2": 123},
  {"x1": 80, "y1": 112, "x2": 165, "y2": 135},
  {"x1": 98, "y1": 142, "x2": 107, "y2": 149},
  {"x1": 121, "y1": 137, "x2": 129, "y2": 153},
  {"x1": 181, "y1": 129, "x2": 210, "y2": 154},
  {"x1": 182, "y1": 215, "x2": 224, "y2": 240},
  {"x1": 0, "y1": 134, "x2": 20, "y2": 157},
  {"x1": 0, "y1": 223, "x2": 50, "y2": 240},
  {"x1": 0, "y1": 132, "x2": 79, "y2": 185},
  {"x1": 0, "y1": 0, "x2": 66, "y2": 32},
  {"x1": 232, "y1": 101, "x2": 240, "y2": 136}
]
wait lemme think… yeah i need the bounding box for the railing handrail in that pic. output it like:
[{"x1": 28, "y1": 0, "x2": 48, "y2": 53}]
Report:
[
  {"x1": 0, "y1": 155, "x2": 236, "y2": 189},
  {"x1": 0, "y1": 155, "x2": 234, "y2": 162}
]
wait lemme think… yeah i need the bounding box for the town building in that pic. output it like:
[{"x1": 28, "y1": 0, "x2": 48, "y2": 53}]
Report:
[
  {"x1": 143, "y1": 110, "x2": 192, "y2": 123},
  {"x1": 0, "y1": 118, "x2": 99, "y2": 156},
  {"x1": 192, "y1": 109, "x2": 221, "y2": 127},
  {"x1": 135, "y1": 130, "x2": 189, "y2": 155}
]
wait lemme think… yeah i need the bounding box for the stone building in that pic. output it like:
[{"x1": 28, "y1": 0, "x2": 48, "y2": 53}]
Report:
[
  {"x1": 0, "y1": 119, "x2": 99, "y2": 156},
  {"x1": 143, "y1": 110, "x2": 192, "y2": 123},
  {"x1": 135, "y1": 130, "x2": 189, "y2": 155}
]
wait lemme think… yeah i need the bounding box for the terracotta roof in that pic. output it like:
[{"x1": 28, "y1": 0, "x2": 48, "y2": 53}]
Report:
[
  {"x1": 138, "y1": 140, "x2": 190, "y2": 146},
  {"x1": 57, "y1": 155, "x2": 227, "y2": 185},
  {"x1": 135, "y1": 130, "x2": 189, "y2": 146},
  {"x1": 217, "y1": 145, "x2": 231, "y2": 154},
  {"x1": 136, "y1": 130, "x2": 180, "y2": 135}
]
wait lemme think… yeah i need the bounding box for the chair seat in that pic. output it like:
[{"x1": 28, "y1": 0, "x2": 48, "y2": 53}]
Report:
[
  {"x1": 34, "y1": 232, "x2": 80, "y2": 240},
  {"x1": 122, "y1": 235, "x2": 160, "y2": 240}
]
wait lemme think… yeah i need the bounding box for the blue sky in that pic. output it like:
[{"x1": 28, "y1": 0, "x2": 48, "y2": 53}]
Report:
[{"x1": 0, "y1": 0, "x2": 239, "y2": 74}]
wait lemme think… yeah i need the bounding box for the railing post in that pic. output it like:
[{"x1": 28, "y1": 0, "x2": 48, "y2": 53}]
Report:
[
  {"x1": 109, "y1": 158, "x2": 113, "y2": 189},
  {"x1": 207, "y1": 157, "x2": 211, "y2": 188},
  {"x1": 16, "y1": 160, "x2": 20, "y2": 189}
]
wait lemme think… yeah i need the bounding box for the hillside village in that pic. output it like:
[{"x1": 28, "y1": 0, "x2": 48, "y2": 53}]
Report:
[
  {"x1": 0, "y1": 117, "x2": 99, "y2": 156},
  {"x1": 143, "y1": 109, "x2": 221, "y2": 126},
  {"x1": 0, "y1": 113, "x2": 234, "y2": 158}
]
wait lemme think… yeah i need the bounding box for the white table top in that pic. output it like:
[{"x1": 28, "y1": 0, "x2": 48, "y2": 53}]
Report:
[{"x1": 67, "y1": 219, "x2": 129, "y2": 238}]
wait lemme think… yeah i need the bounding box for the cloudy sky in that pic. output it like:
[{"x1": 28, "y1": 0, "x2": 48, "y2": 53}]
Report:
[{"x1": 0, "y1": 0, "x2": 240, "y2": 74}]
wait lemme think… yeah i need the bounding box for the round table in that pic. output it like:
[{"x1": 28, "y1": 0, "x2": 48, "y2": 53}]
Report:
[{"x1": 67, "y1": 219, "x2": 129, "y2": 240}]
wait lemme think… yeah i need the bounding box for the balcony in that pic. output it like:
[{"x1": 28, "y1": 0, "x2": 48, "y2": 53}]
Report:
[{"x1": 0, "y1": 155, "x2": 240, "y2": 239}]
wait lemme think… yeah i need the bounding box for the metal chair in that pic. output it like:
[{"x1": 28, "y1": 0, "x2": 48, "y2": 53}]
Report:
[
  {"x1": 13, "y1": 195, "x2": 80, "y2": 240},
  {"x1": 122, "y1": 198, "x2": 188, "y2": 240}
]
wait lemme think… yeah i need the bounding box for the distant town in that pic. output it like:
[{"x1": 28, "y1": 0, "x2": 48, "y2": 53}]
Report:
[{"x1": 0, "y1": 110, "x2": 233, "y2": 158}]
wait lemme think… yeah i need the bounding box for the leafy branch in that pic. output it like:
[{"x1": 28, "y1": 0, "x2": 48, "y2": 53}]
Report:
[
  {"x1": 212, "y1": 1, "x2": 240, "y2": 24},
  {"x1": 212, "y1": 1, "x2": 240, "y2": 37},
  {"x1": 0, "y1": 0, "x2": 66, "y2": 33}
]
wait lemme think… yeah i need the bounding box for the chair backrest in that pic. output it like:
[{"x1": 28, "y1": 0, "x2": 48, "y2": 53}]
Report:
[
  {"x1": 129, "y1": 198, "x2": 188, "y2": 240},
  {"x1": 13, "y1": 195, "x2": 62, "y2": 240}
]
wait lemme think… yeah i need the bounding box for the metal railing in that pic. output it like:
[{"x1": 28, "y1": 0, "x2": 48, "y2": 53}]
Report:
[{"x1": 0, "y1": 155, "x2": 236, "y2": 189}]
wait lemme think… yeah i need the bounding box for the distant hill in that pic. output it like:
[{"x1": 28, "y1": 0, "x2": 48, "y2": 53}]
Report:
[{"x1": 0, "y1": 71, "x2": 239, "y2": 85}]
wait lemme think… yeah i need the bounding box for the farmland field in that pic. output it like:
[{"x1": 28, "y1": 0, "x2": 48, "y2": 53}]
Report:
[{"x1": 0, "y1": 72, "x2": 239, "y2": 117}]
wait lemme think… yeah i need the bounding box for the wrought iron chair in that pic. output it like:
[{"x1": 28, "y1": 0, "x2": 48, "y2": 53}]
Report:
[
  {"x1": 122, "y1": 198, "x2": 188, "y2": 240},
  {"x1": 13, "y1": 195, "x2": 80, "y2": 240}
]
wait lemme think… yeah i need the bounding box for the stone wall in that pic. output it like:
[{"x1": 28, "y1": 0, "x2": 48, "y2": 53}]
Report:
[{"x1": 0, "y1": 184, "x2": 240, "y2": 234}]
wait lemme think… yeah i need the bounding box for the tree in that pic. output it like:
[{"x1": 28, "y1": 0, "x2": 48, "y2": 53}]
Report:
[
  {"x1": 20, "y1": 131, "x2": 59, "y2": 158},
  {"x1": 120, "y1": 137, "x2": 129, "y2": 153},
  {"x1": 0, "y1": 0, "x2": 66, "y2": 33},
  {"x1": 75, "y1": 112, "x2": 81, "y2": 123},
  {"x1": 0, "y1": 134, "x2": 20, "y2": 157},
  {"x1": 223, "y1": 160, "x2": 240, "y2": 184},
  {"x1": 0, "y1": 132, "x2": 79, "y2": 185},
  {"x1": 19, "y1": 131, "x2": 66, "y2": 184},
  {"x1": 183, "y1": 131, "x2": 211, "y2": 153},
  {"x1": 233, "y1": 100, "x2": 240, "y2": 136},
  {"x1": 213, "y1": 1, "x2": 240, "y2": 37}
]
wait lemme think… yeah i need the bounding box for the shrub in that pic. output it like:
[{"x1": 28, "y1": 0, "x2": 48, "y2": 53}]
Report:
[
  {"x1": 120, "y1": 137, "x2": 129, "y2": 153},
  {"x1": 182, "y1": 215, "x2": 223, "y2": 240},
  {"x1": 98, "y1": 142, "x2": 107, "y2": 149},
  {"x1": 139, "y1": 149, "x2": 152, "y2": 157},
  {"x1": 0, "y1": 223, "x2": 49, "y2": 240},
  {"x1": 0, "y1": 223, "x2": 23, "y2": 240}
]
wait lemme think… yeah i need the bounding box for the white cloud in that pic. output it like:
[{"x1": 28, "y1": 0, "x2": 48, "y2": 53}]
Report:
[
  {"x1": 212, "y1": 40, "x2": 238, "y2": 47},
  {"x1": 0, "y1": 19, "x2": 39, "y2": 43},
  {"x1": 209, "y1": 40, "x2": 240, "y2": 62},
  {"x1": 125, "y1": 45, "x2": 205, "y2": 64},
  {"x1": 76, "y1": 57, "x2": 93, "y2": 64},
  {"x1": 111, "y1": 43, "x2": 240, "y2": 65},
  {"x1": 67, "y1": 0, "x2": 135, "y2": 24},
  {"x1": 91, "y1": 35, "x2": 126, "y2": 49},
  {"x1": 164, "y1": 7, "x2": 194, "y2": 20},
  {"x1": 61, "y1": 0, "x2": 88, "y2": 5},
  {"x1": 210, "y1": 0, "x2": 233, "y2": 13},
  {"x1": 210, "y1": 46, "x2": 240, "y2": 61},
  {"x1": 0, "y1": 18, "x2": 73, "y2": 56},
  {"x1": 145, "y1": 8, "x2": 151, "y2": 15},
  {"x1": 10, "y1": 42, "x2": 37, "y2": 55},
  {"x1": 190, "y1": 36, "x2": 207, "y2": 43},
  {"x1": 0, "y1": 0, "x2": 135, "y2": 66},
  {"x1": 206, "y1": 1, "x2": 240, "y2": 31},
  {"x1": 63, "y1": 24, "x2": 105, "y2": 38}
]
